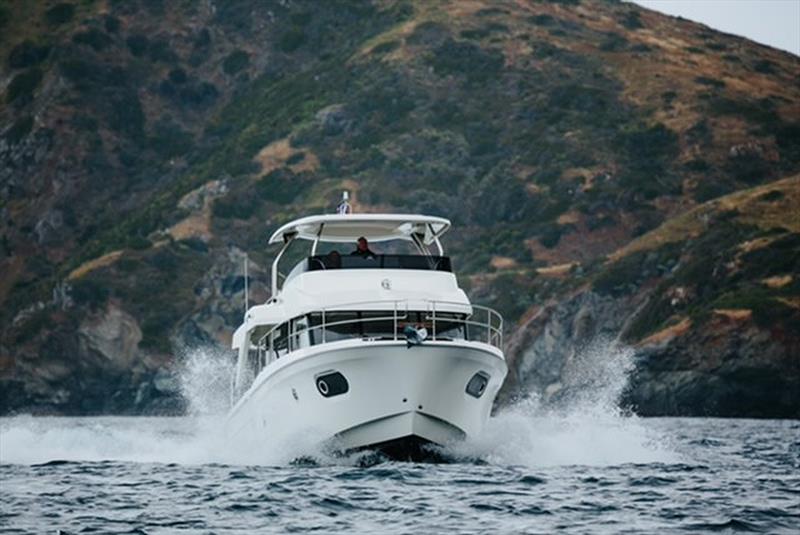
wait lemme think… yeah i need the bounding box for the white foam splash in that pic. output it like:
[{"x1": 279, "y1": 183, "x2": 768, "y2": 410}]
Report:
[
  {"x1": 0, "y1": 341, "x2": 676, "y2": 466},
  {"x1": 176, "y1": 344, "x2": 236, "y2": 417},
  {"x1": 448, "y1": 338, "x2": 677, "y2": 466},
  {"x1": 0, "y1": 346, "x2": 330, "y2": 466}
]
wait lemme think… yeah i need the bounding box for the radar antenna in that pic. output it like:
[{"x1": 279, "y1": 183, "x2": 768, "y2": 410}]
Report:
[{"x1": 337, "y1": 191, "x2": 352, "y2": 215}]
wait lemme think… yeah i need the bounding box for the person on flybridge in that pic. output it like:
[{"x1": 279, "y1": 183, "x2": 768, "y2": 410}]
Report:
[{"x1": 350, "y1": 236, "x2": 376, "y2": 258}]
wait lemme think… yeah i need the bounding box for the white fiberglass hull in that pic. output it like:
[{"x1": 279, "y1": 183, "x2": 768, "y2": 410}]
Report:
[{"x1": 226, "y1": 339, "x2": 507, "y2": 456}]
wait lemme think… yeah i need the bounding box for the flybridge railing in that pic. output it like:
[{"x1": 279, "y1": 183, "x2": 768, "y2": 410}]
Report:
[{"x1": 252, "y1": 299, "x2": 503, "y2": 370}]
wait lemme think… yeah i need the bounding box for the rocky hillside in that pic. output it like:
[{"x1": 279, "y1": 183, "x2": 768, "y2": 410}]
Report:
[{"x1": 1, "y1": 0, "x2": 798, "y2": 416}]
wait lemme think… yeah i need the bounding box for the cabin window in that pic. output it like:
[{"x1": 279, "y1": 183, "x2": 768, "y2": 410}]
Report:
[
  {"x1": 273, "y1": 323, "x2": 290, "y2": 358},
  {"x1": 360, "y1": 311, "x2": 398, "y2": 340},
  {"x1": 308, "y1": 312, "x2": 362, "y2": 342},
  {"x1": 305, "y1": 254, "x2": 452, "y2": 272},
  {"x1": 266, "y1": 310, "x2": 470, "y2": 356},
  {"x1": 429, "y1": 312, "x2": 466, "y2": 341}
]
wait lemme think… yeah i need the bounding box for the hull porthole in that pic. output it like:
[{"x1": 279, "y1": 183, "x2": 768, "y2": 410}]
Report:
[
  {"x1": 316, "y1": 371, "x2": 348, "y2": 397},
  {"x1": 466, "y1": 372, "x2": 490, "y2": 398}
]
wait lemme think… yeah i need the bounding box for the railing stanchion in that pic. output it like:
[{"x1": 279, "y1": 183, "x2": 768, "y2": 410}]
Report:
[
  {"x1": 432, "y1": 301, "x2": 436, "y2": 340},
  {"x1": 393, "y1": 300, "x2": 398, "y2": 341},
  {"x1": 322, "y1": 309, "x2": 326, "y2": 344}
]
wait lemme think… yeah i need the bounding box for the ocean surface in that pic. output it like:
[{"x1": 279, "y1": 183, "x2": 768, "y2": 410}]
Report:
[{"x1": 1, "y1": 348, "x2": 799, "y2": 534}]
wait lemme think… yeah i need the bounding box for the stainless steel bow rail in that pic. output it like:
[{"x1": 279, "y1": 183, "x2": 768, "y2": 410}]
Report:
[{"x1": 252, "y1": 299, "x2": 503, "y2": 369}]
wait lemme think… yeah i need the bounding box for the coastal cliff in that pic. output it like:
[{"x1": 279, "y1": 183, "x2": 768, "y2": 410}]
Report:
[{"x1": 1, "y1": 0, "x2": 798, "y2": 416}]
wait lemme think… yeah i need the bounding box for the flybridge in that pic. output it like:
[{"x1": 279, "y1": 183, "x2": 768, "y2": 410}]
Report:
[{"x1": 267, "y1": 193, "x2": 453, "y2": 295}]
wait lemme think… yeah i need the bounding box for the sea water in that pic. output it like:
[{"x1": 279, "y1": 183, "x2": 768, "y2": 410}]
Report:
[{"x1": 1, "y1": 345, "x2": 798, "y2": 534}]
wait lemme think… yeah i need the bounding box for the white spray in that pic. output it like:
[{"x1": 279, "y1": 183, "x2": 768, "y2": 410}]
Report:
[{"x1": 0, "y1": 340, "x2": 676, "y2": 466}]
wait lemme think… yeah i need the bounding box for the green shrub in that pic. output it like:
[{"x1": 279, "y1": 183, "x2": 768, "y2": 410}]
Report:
[
  {"x1": 73, "y1": 28, "x2": 112, "y2": 51},
  {"x1": 168, "y1": 68, "x2": 187, "y2": 84},
  {"x1": 8, "y1": 41, "x2": 51, "y2": 69},
  {"x1": 149, "y1": 120, "x2": 194, "y2": 158},
  {"x1": 104, "y1": 14, "x2": 120, "y2": 33},
  {"x1": 14, "y1": 308, "x2": 50, "y2": 344},
  {"x1": 371, "y1": 40, "x2": 399, "y2": 54},
  {"x1": 279, "y1": 27, "x2": 306, "y2": 52},
  {"x1": 6, "y1": 68, "x2": 43, "y2": 105},
  {"x1": 488, "y1": 272, "x2": 535, "y2": 323},
  {"x1": 753, "y1": 59, "x2": 776, "y2": 74},
  {"x1": 539, "y1": 224, "x2": 563, "y2": 249},
  {"x1": 127, "y1": 236, "x2": 152, "y2": 250},
  {"x1": 148, "y1": 38, "x2": 178, "y2": 63},
  {"x1": 740, "y1": 233, "x2": 800, "y2": 277},
  {"x1": 126, "y1": 34, "x2": 149, "y2": 56},
  {"x1": 625, "y1": 291, "x2": 674, "y2": 340},
  {"x1": 212, "y1": 192, "x2": 260, "y2": 219},
  {"x1": 708, "y1": 96, "x2": 778, "y2": 127},
  {"x1": 599, "y1": 32, "x2": 627, "y2": 52},
  {"x1": 712, "y1": 290, "x2": 797, "y2": 329},
  {"x1": 223, "y1": 49, "x2": 249, "y2": 75},
  {"x1": 593, "y1": 251, "x2": 647, "y2": 296},
  {"x1": 71, "y1": 277, "x2": 109, "y2": 311},
  {"x1": 0, "y1": 6, "x2": 9, "y2": 30},
  {"x1": 179, "y1": 237, "x2": 208, "y2": 253},
  {"x1": 255, "y1": 169, "x2": 311, "y2": 204},
  {"x1": 616, "y1": 123, "x2": 680, "y2": 195},
  {"x1": 758, "y1": 190, "x2": 784, "y2": 202},
  {"x1": 290, "y1": 11, "x2": 312, "y2": 26},
  {"x1": 726, "y1": 153, "x2": 772, "y2": 184},
  {"x1": 531, "y1": 13, "x2": 557, "y2": 25},
  {"x1": 140, "y1": 311, "x2": 176, "y2": 352},
  {"x1": 4, "y1": 116, "x2": 34, "y2": 145},
  {"x1": 475, "y1": 7, "x2": 507, "y2": 17},
  {"x1": 693, "y1": 178, "x2": 734, "y2": 202},
  {"x1": 427, "y1": 39, "x2": 504, "y2": 83},
  {"x1": 695, "y1": 76, "x2": 725, "y2": 89},
  {"x1": 148, "y1": 247, "x2": 179, "y2": 274},
  {"x1": 620, "y1": 11, "x2": 643, "y2": 30},
  {"x1": 107, "y1": 90, "x2": 145, "y2": 140},
  {"x1": 285, "y1": 152, "x2": 305, "y2": 166},
  {"x1": 775, "y1": 123, "x2": 800, "y2": 164},
  {"x1": 686, "y1": 119, "x2": 712, "y2": 146},
  {"x1": 684, "y1": 159, "x2": 710, "y2": 172},
  {"x1": 45, "y1": 3, "x2": 75, "y2": 26},
  {"x1": 547, "y1": 84, "x2": 614, "y2": 116},
  {"x1": 60, "y1": 58, "x2": 129, "y2": 94}
]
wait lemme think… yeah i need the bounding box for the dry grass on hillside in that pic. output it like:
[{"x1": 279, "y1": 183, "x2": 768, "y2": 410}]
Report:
[{"x1": 610, "y1": 174, "x2": 800, "y2": 262}]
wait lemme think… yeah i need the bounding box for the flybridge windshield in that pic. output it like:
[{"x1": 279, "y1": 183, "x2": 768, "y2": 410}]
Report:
[{"x1": 307, "y1": 254, "x2": 452, "y2": 272}]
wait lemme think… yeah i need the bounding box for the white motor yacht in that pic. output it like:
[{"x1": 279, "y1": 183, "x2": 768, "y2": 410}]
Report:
[{"x1": 227, "y1": 197, "x2": 507, "y2": 459}]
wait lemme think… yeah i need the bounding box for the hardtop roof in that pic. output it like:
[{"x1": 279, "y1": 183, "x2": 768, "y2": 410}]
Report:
[{"x1": 268, "y1": 214, "x2": 451, "y2": 245}]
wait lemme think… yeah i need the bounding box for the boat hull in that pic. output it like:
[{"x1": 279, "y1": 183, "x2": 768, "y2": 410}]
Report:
[{"x1": 226, "y1": 340, "x2": 507, "y2": 456}]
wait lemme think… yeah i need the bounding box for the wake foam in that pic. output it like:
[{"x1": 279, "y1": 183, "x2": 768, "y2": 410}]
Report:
[
  {"x1": 0, "y1": 340, "x2": 676, "y2": 466},
  {"x1": 446, "y1": 338, "x2": 677, "y2": 466},
  {"x1": 176, "y1": 344, "x2": 236, "y2": 417}
]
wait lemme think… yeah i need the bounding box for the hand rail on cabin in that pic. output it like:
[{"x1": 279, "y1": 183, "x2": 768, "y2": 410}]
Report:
[{"x1": 251, "y1": 298, "x2": 504, "y2": 376}]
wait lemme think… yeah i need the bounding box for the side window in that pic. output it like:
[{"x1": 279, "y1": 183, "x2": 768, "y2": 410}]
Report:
[
  {"x1": 274, "y1": 323, "x2": 289, "y2": 356},
  {"x1": 433, "y1": 312, "x2": 466, "y2": 340},
  {"x1": 361, "y1": 311, "x2": 397, "y2": 339},
  {"x1": 291, "y1": 316, "x2": 309, "y2": 350},
  {"x1": 322, "y1": 312, "x2": 362, "y2": 341}
]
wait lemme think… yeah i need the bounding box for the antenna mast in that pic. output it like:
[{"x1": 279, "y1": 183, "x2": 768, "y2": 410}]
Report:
[
  {"x1": 243, "y1": 255, "x2": 249, "y2": 319},
  {"x1": 337, "y1": 191, "x2": 352, "y2": 214}
]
